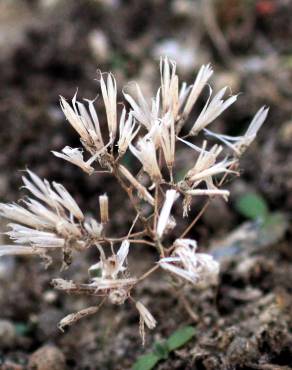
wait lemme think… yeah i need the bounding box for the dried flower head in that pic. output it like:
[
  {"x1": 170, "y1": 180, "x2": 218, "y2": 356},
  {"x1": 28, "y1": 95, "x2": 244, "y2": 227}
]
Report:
[
  {"x1": 189, "y1": 87, "x2": 237, "y2": 136},
  {"x1": 60, "y1": 95, "x2": 105, "y2": 155},
  {"x1": 100, "y1": 73, "x2": 117, "y2": 140},
  {"x1": 159, "y1": 238, "x2": 219, "y2": 285},
  {"x1": 99, "y1": 193, "x2": 109, "y2": 224},
  {"x1": 205, "y1": 106, "x2": 269, "y2": 156},
  {"x1": 0, "y1": 56, "x2": 268, "y2": 343},
  {"x1": 117, "y1": 108, "x2": 139, "y2": 156},
  {"x1": 130, "y1": 136, "x2": 162, "y2": 183},
  {"x1": 52, "y1": 146, "x2": 95, "y2": 175},
  {"x1": 136, "y1": 301, "x2": 157, "y2": 345}
]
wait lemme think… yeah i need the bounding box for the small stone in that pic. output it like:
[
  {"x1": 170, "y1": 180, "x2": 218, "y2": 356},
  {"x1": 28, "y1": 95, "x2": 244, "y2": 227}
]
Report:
[
  {"x1": 226, "y1": 337, "x2": 259, "y2": 366},
  {"x1": 0, "y1": 319, "x2": 16, "y2": 348},
  {"x1": 43, "y1": 290, "x2": 57, "y2": 304},
  {"x1": 28, "y1": 345, "x2": 66, "y2": 370},
  {"x1": 279, "y1": 120, "x2": 292, "y2": 145},
  {"x1": 152, "y1": 39, "x2": 198, "y2": 74},
  {"x1": 88, "y1": 29, "x2": 110, "y2": 63}
]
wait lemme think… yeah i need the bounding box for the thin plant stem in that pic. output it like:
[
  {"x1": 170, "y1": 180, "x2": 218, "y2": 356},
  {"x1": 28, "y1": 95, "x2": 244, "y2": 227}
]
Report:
[
  {"x1": 136, "y1": 264, "x2": 160, "y2": 284},
  {"x1": 128, "y1": 239, "x2": 155, "y2": 247},
  {"x1": 99, "y1": 230, "x2": 146, "y2": 244},
  {"x1": 174, "y1": 289, "x2": 198, "y2": 322},
  {"x1": 127, "y1": 213, "x2": 140, "y2": 237},
  {"x1": 153, "y1": 183, "x2": 159, "y2": 231}
]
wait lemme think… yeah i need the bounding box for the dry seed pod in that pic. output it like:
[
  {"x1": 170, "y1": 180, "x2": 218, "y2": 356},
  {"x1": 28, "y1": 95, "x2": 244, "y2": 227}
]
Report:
[{"x1": 99, "y1": 193, "x2": 109, "y2": 223}]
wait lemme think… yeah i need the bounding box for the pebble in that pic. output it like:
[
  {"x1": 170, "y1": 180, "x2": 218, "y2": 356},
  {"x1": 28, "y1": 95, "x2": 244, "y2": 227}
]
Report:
[
  {"x1": 226, "y1": 337, "x2": 259, "y2": 366},
  {"x1": 279, "y1": 120, "x2": 292, "y2": 145},
  {"x1": 152, "y1": 39, "x2": 198, "y2": 74},
  {"x1": 0, "y1": 319, "x2": 16, "y2": 348},
  {"x1": 43, "y1": 290, "x2": 58, "y2": 304},
  {"x1": 88, "y1": 29, "x2": 110, "y2": 63},
  {"x1": 28, "y1": 345, "x2": 66, "y2": 370}
]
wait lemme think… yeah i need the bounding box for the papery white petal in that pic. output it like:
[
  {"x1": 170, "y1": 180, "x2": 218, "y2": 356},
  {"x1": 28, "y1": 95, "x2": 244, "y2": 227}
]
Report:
[
  {"x1": 130, "y1": 136, "x2": 162, "y2": 182},
  {"x1": 100, "y1": 73, "x2": 117, "y2": 139},
  {"x1": 52, "y1": 147, "x2": 95, "y2": 175},
  {"x1": 157, "y1": 190, "x2": 179, "y2": 238},
  {"x1": 0, "y1": 245, "x2": 45, "y2": 257},
  {"x1": 183, "y1": 64, "x2": 213, "y2": 119},
  {"x1": 116, "y1": 240, "x2": 130, "y2": 271},
  {"x1": 136, "y1": 301, "x2": 156, "y2": 329},
  {"x1": 189, "y1": 87, "x2": 237, "y2": 135}
]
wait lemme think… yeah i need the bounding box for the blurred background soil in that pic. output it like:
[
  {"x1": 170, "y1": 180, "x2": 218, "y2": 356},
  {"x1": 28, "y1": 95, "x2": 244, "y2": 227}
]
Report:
[{"x1": 0, "y1": 0, "x2": 291, "y2": 369}]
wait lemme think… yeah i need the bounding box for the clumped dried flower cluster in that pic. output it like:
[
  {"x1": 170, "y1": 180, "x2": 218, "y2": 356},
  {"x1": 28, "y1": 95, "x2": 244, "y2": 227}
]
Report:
[{"x1": 0, "y1": 57, "x2": 268, "y2": 344}]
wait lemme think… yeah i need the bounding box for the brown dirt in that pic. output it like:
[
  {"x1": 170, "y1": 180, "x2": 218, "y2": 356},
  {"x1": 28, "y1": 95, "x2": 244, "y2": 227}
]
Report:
[{"x1": 0, "y1": 1, "x2": 292, "y2": 369}]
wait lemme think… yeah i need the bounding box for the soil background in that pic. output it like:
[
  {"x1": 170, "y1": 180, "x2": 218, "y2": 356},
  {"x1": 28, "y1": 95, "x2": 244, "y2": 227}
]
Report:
[{"x1": 0, "y1": 1, "x2": 292, "y2": 369}]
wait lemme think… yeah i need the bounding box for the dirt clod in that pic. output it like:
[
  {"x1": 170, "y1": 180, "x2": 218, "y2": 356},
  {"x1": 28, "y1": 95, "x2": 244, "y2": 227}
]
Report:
[{"x1": 28, "y1": 345, "x2": 66, "y2": 370}]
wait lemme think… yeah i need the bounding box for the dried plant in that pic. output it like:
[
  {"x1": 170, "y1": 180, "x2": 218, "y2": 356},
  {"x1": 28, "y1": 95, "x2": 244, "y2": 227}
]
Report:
[{"x1": 0, "y1": 57, "x2": 268, "y2": 343}]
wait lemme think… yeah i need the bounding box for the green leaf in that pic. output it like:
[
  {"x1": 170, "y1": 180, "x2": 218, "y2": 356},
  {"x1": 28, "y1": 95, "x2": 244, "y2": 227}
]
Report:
[
  {"x1": 235, "y1": 193, "x2": 269, "y2": 220},
  {"x1": 166, "y1": 326, "x2": 196, "y2": 352},
  {"x1": 260, "y1": 212, "x2": 288, "y2": 244},
  {"x1": 153, "y1": 341, "x2": 169, "y2": 359},
  {"x1": 132, "y1": 327, "x2": 196, "y2": 369},
  {"x1": 132, "y1": 353, "x2": 160, "y2": 370}
]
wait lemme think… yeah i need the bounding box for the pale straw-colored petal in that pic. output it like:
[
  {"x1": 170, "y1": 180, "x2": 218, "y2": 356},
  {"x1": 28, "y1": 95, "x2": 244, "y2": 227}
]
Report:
[
  {"x1": 189, "y1": 87, "x2": 237, "y2": 136},
  {"x1": 160, "y1": 57, "x2": 179, "y2": 117},
  {"x1": 100, "y1": 73, "x2": 117, "y2": 139},
  {"x1": 136, "y1": 301, "x2": 157, "y2": 330},
  {"x1": 234, "y1": 106, "x2": 269, "y2": 155},
  {"x1": 159, "y1": 238, "x2": 219, "y2": 285},
  {"x1": 182, "y1": 64, "x2": 213, "y2": 119},
  {"x1": 118, "y1": 109, "x2": 139, "y2": 155},
  {"x1": 52, "y1": 147, "x2": 95, "y2": 175},
  {"x1": 117, "y1": 164, "x2": 154, "y2": 205},
  {"x1": 6, "y1": 223, "x2": 65, "y2": 247},
  {"x1": 0, "y1": 245, "x2": 44, "y2": 257},
  {"x1": 60, "y1": 95, "x2": 90, "y2": 142},
  {"x1": 156, "y1": 189, "x2": 179, "y2": 238},
  {"x1": 0, "y1": 203, "x2": 51, "y2": 229},
  {"x1": 58, "y1": 305, "x2": 102, "y2": 332},
  {"x1": 159, "y1": 259, "x2": 198, "y2": 283},
  {"x1": 84, "y1": 217, "x2": 103, "y2": 238},
  {"x1": 116, "y1": 240, "x2": 130, "y2": 271},
  {"x1": 99, "y1": 194, "x2": 109, "y2": 224},
  {"x1": 22, "y1": 170, "x2": 84, "y2": 221},
  {"x1": 204, "y1": 106, "x2": 268, "y2": 157},
  {"x1": 157, "y1": 112, "x2": 175, "y2": 171},
  {"x1": 60, "y1": 94, "x2": 106, "y2": 153},
  {"x1": 123, "y1": 83, "x2": 158, "y2": 131},
  {"x1": 52, "y1": 182, "x2": 84, "y2": 221},
  {"x1": 130, "y1": 136, "x2": 162, "y2": 182}
]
